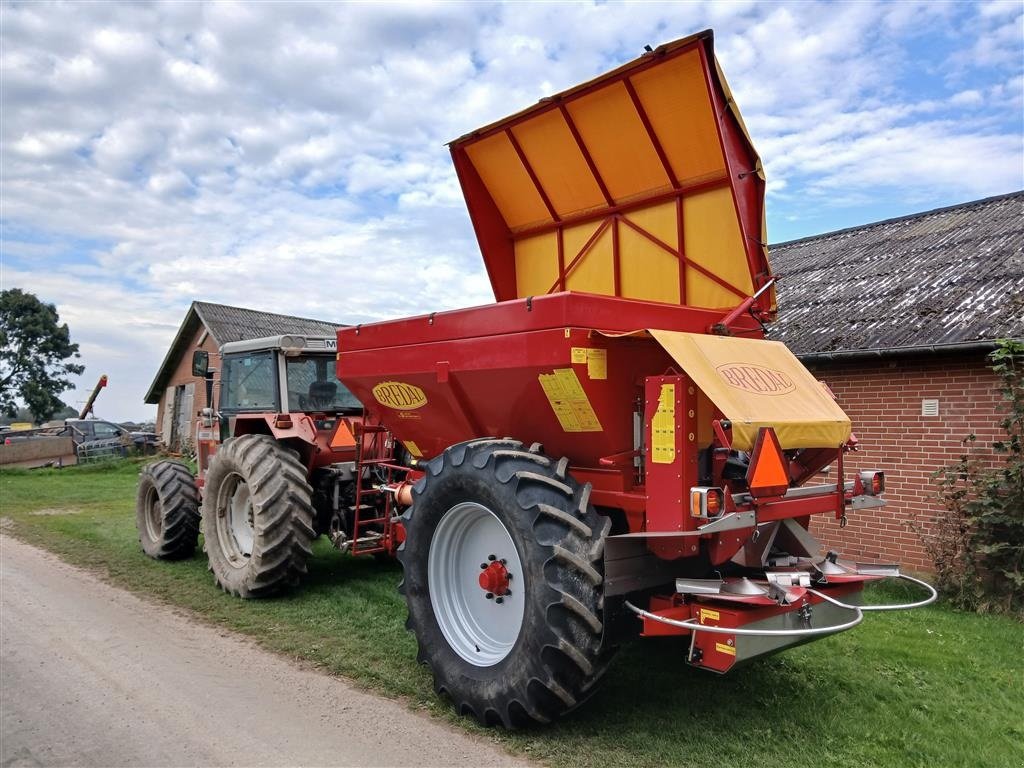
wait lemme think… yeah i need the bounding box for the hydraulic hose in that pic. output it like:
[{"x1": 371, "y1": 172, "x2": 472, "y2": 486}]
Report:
[{"x1": 809, "y1": 574, "x2": 938, "y2": 611}]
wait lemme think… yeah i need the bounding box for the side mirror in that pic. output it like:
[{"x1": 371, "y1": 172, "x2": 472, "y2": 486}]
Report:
[{"x1": 192, "y1": 349, "x2": 210, "y2": 378}]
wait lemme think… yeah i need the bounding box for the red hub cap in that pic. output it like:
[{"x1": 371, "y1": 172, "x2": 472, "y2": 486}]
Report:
[{"x1": 478, "y1": 561, "x2": 510, "y2": 596}]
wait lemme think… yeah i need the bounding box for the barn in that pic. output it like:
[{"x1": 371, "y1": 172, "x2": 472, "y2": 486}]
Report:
[
  {"x1": 144, "y1": 301, "x2": 341, "y2": 452},
  {"x1": 769, "y1": 191, "x2": 1024, "y2": 572}
]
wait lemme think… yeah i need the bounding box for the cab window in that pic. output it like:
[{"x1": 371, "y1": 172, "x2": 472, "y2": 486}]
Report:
[
  {"x1": 285, "y1": 356, "x2": 361, "y2": 412},
  {"x1": 221, "y1": 352, "x2": 278, "y2": 411}
]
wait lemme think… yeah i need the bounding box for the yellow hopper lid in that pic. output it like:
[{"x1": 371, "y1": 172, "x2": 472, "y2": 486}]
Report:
[
  {"x1": 450, "y1": 30, "x2": 775, "y2": 319},
  {"x1": 649, "y1": 330, "x2": 852, "y2": 451}
]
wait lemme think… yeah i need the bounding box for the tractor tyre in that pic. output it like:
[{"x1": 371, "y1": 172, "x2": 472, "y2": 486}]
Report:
[
  {"x1": 136, "y1": 460, "x2": 201, "y2": 559},
  {"x1": 398, "y1": 438, "x2": 615, "y2": 727},
  {"x1": 201, "y1": 434, "x2": 316, "y2": 598}
]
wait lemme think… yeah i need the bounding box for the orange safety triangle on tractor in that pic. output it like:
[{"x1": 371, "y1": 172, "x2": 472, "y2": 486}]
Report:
[{"x1": 330, "y1": 420, "x2": 356, "y2": 449}]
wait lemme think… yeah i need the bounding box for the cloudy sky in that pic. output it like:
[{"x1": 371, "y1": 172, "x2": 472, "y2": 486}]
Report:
[{"x1": 2, "y1": 0, "x2": 1022, "y2": 422}]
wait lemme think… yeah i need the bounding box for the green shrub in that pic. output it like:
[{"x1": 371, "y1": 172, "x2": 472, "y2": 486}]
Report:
[{"x1": 929, "y1": 339, "x2": 1024, "y2": 616}]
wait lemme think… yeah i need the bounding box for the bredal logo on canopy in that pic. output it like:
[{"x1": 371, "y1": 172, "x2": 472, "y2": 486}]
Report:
[{"x1": 715, "y1": 364, "x2": 795, "y2": 395}]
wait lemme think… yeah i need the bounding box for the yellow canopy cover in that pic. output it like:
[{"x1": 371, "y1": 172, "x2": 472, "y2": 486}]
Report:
[{"x1": 649, "y1": 330, "x2": 851, "y2": 451}]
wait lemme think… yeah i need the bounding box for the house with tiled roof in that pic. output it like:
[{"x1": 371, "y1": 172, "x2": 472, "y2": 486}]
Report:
[
  {"x1": 144, "y1": 301, "x2": 343, "y2": 451},
  {"x1": 769, "y1": 190, "x2": 1024, "y2": 571}
]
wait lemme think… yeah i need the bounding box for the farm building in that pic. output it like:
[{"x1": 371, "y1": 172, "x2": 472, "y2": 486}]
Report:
[
  {"x1": 144, "y1": 302, "x2": 342, "y2": 451},
  {"x1": 769, "y1": 190, "x2": 1024, "y2": 572}
]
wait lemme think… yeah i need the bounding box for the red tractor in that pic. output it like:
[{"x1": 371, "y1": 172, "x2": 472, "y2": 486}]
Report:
[{"x1": 136, "y1": 334, "x2": 402, "y2": 597}]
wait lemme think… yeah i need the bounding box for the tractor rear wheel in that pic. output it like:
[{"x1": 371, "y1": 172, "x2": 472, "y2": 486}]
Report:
[
  {"x1": 398, "y1": 439, "x2": 614, "y2": 727},
  {"x1": 202, "y1": 434, "x2": 315, "y2": 598},
  {"x1": 136, "y1": 460, "x2": 201, "y2": 559}
]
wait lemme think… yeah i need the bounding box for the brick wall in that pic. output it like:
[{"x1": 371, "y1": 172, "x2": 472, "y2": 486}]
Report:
[
  {"x1": 802, "y1": 352, "x2": 1002, "y2": 573},
  {"x1": 154, "y1": 326, "x2": 221, "y2": 449}
]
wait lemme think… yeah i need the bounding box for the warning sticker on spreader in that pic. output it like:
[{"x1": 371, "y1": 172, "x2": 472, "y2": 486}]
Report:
[
  {"x1": 699, "y1": 608, "x2": 720, "y2": 624},
  {"x1": 538, "y1": 368, "x2": 602, "y2": 433},
  {"x1": 651, "y1": 384, "x2": 676, "y2": 464},
  {"x1": 569, "y1": 347, "x2": 608, "y2": 380},
  {"x1": 715, "y1": 642, "x2": 736, "y2": 656}
]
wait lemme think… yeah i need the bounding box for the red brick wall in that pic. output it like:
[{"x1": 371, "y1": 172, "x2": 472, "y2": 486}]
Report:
[
  {"x1": 803, "y1": 352, "x2": 1002, "y2": 573},
  {"x1": 154, "y1": 327, "x2": 221, "y2": 446}
]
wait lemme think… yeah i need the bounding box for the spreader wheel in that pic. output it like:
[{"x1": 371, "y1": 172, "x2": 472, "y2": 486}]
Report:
[
  {"x1": 136, "y1": 460, "x2": 201, "y2": 559},
  {"x1": 398, "y1": 439, "x2": 614, "y2": 727},
  {"x1": 201, "y1": 434, "x2": 316, "y2": 598}
]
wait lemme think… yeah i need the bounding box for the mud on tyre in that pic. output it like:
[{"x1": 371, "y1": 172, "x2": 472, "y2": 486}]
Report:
[
  {"x1": 202, "y1": 434, "x2": 316, "y2": 598},
  {"x1": 136, "y1": 460, "x2": 201, "y2": 559},
  {"x1": 398, "y1": 438, "x2": 614, "y2": 727}
]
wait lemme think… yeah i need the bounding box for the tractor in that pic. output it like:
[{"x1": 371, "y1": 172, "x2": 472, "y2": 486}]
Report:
[
  {"x1": 137, "y1": 30, "x2": 935, "y2": 728},
  {"x1": 136, "y1": 334, "x2": 402, "y2": 597}
]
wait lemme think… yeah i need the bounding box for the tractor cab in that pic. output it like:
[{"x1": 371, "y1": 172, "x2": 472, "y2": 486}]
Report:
[
  {"x1": 217, "y1": 334, "x2": 361, "y2": 417},
  {"x1": 190, "y1": 335, "x2": 365, "y2": 483}
]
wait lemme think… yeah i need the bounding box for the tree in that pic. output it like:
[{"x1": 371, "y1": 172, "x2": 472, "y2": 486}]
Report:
[{"x1": 0, "y1": 289, "x2": 85, "y2": 422}]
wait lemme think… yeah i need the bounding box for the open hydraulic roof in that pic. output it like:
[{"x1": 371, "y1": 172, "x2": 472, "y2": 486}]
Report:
[{"x1": 450, "y1": 30, "x2": 775, "y2": 318}]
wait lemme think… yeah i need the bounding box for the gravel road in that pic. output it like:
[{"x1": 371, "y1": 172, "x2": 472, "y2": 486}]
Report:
[{"x1": 0, "y1": 535, "x2": 527, "y2": 767}]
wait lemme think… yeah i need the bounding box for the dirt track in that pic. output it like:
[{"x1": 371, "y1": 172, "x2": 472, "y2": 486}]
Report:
[{"x1": 0, "y1": 536, "x2": 527, "y2": 767}]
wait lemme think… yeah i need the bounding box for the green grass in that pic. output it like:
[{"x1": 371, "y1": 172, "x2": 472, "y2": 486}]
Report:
[{"x1": 1, "y1": 461, "x2": 1021, "y2": 768}]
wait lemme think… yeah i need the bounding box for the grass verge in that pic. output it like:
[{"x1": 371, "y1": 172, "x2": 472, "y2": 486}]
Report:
[{"x1": 1, "y1": 461, "x2": 1021, "y2": 768}]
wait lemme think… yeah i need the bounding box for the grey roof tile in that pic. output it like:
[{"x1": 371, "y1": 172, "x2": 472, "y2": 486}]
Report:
[{"x1": 768, "y1": 191, "x2": 1024, "y2": 357}]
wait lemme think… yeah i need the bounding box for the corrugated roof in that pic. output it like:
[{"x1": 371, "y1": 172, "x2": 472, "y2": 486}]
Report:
[
  {"x1": 768, "y1": 191, "x2": 1024, "y2": 358},
  {"x1": 192, "y1": 301, "x2": 340, "y2": 344},
  {"x1": 144, "y1": 301, "x2": 343, "y2": 404}
]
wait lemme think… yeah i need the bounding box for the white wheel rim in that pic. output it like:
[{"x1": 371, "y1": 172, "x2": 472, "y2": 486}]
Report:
[
  {"x1": 427, "y1": 502, "x2": 525, "y2": 667},
  {"x1": 216, "y1": 472, "x2": 255, "y2": 564}
]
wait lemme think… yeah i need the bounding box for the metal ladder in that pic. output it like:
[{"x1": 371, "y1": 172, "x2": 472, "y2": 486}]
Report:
[{"x1": 350, "y1": 424, "x2": 403, "y2": 556}]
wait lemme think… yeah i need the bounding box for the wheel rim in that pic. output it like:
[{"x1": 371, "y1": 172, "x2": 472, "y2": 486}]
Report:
[
  {"x1": 427, "y1": 502, "x2": 525, "y2": 667},
  {"x1": 215, "y1": 472, "x2": 255, "y2": 565},
  {"x1": 144, "y1": 485, "x2": 162, "y2": 541}
]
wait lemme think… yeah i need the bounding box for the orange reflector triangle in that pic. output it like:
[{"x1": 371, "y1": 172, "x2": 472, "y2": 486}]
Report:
[
  {"x1": 746, "y1": 427, "x2": 789, "y2": 498},
  {"x1": 330, "y1": 419, "x2": 356, "y2": 449}
]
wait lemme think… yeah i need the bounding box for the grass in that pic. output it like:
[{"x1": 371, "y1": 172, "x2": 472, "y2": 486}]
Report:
[{"x1": 1, "y1": 460, "x2": 1021, "y2": 768}]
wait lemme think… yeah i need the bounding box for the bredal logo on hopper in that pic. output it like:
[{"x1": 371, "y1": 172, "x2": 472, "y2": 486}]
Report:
[
  {"x1": 372, "y1": 381, "x2": 428, "y2": 410},
  {"x1": 716, "y1": 363, "x2": 795, "y2": 395}
]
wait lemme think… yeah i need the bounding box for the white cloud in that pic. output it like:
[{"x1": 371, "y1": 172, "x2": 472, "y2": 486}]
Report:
[
  {"x1": 950, "y1": 89, "x2": 985, "y2": 106},
  {"x1": 1, "y1": 0, "x2": 1021, "y2": 420}
]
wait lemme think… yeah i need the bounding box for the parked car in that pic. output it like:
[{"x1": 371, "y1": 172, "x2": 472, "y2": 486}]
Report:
[{"x1": 63, "y1": 419, "x2": 159, "y2": 454}]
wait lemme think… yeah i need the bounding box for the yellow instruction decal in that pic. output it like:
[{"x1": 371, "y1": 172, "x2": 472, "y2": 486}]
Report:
[
  {"x1": 538, "y1": 368, "x2": 603, "y2": 433},
  {"x1": 651, "y1": 383, "x2": 677, "y2": 464},
  {"x1": 587, "y1": 348, "x2": 607, "y2": 380},
  {"x1": 402, "y1": 440, "x2": 423, "y2": 458},
  {"x1": 715, "y1": 642, "x2": 736, "y2": 656},
  {"x1": 570, "y1": 346, "x2": 608, "y2": 380},
  {"x1": 699, "y1": 607, "x2": 719, "y2": 624}
]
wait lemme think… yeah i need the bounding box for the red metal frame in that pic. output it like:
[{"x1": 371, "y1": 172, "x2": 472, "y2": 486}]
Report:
[{"x1": 337, "y1": 291, "x2": 855, "y2": 565}]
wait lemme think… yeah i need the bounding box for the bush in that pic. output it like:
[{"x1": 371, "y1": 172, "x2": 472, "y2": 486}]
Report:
[{"x1": 928, "y1": 339, "x2": 1024, "y2": 616}]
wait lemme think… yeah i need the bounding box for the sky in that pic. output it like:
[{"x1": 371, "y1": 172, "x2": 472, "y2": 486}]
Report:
[{"x1": 2, "y1": 0, "x2": 1022, "y2": 422}]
